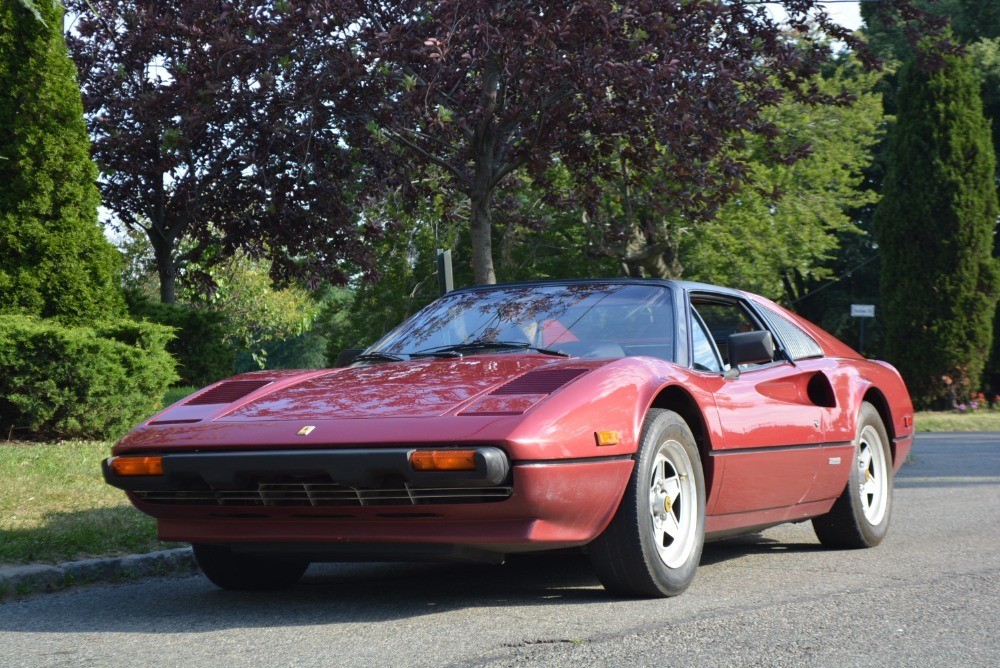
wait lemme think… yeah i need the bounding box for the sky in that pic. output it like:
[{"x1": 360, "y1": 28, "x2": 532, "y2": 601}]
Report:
[
  {"x1": 764, "y1": 1, "x2": 864, "y2": 31},
  {"x1": 821, "y1": 1, "x2": 863, "y2": 31}
]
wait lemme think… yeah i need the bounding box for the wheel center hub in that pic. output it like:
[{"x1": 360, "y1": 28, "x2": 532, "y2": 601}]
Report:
[{"x1": 651, "y1": 485, "x2": 674, "y2": 519}]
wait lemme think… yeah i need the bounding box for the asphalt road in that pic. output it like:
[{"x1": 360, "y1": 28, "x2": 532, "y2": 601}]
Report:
[{"x1": 1, "y1": 432, "x2": 997, "y2": 667}]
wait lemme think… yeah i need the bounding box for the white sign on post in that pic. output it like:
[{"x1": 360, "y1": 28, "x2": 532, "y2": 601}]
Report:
[{"x1": 851, "y1": 304, "x2": 875, "y2": 318}]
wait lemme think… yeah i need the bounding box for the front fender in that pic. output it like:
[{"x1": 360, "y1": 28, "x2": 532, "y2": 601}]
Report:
[{"x1": 506, "y1": 357, "x2": 723, "y2": 461}]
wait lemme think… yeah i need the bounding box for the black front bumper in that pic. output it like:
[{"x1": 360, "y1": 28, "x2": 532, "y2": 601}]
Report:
[{"x1": 103, "y1": 447, "x2": 511, "y2": 494}]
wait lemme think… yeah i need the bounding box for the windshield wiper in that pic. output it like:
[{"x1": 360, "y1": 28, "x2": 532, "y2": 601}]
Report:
[
  {"x1": 406, "y1": 349, "x2": 463, "y2": 358},
  {"x1": 412, "y1": 340, "x2": 569, "y2": 358},
  {"x1": 351, "y1": 351, "x2": 406, "y2": 363}
]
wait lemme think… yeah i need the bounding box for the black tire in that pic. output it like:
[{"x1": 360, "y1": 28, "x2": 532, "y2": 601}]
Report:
[
  {"x1": 192, "y1": 543, "x2": 309, "y2": 591},
  {"x1": 589, "y1": 409, "x2": 706, "y2": 598},
  {"x1": 812, "y1": 402, "x2": 893, "y2": 549}
]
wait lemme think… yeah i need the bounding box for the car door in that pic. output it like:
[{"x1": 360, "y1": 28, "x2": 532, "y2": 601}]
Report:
[{"x1": 690, "y1": 293, "x2": 825, "y2": 516}]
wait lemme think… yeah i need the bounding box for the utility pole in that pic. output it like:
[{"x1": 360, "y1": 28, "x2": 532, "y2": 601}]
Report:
[{"x1": 436, "y1": 249, "x2": 454, "y2": 295}]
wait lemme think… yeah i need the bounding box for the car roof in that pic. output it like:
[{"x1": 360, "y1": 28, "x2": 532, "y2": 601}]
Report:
[{"x1": 447, "y1": 278, "x2": 748, "y2": 299}]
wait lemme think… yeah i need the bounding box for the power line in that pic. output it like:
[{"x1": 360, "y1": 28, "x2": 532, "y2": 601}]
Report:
[{"x1": 792, "y1": 254, "x2": 879, "y2": 304}]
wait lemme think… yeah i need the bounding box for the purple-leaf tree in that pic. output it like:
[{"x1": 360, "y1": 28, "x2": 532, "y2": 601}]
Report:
[
  {"x1": 329, "y1": 0, "x2": 951, "y2": 284},
  {"x1": 69, "y1": 1, "x2": 952, "y2": 292},
  {"x1": 67, "y1": 0, "x2": 375, "y2": 302}
]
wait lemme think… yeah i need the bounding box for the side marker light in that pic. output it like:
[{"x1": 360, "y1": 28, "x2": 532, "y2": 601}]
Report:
[
  {"x1": 410, "y1": 450, "x2": 477, "y2": 471},
  {"x1": 110, "y1": 456, "x2": 164, "y2": 476},
  {"x1": 595, "y1": 431, "x2": 621, "y2": 446}
]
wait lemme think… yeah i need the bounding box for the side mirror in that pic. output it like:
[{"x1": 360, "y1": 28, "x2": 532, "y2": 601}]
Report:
[
  {"x1": 335, "y1": 348, "x2": 364, "y2": 367},
  {"x1": 727, "y1": 330, "x2": 775, "y2": 367}
]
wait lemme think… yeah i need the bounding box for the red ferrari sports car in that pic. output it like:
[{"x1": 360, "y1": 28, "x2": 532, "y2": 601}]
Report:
[{"x1": 104, "y1": 279, "x2": 914, "y2": 597}]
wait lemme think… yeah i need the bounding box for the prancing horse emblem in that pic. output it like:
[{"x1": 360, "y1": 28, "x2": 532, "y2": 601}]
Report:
[{"x1": 297, "y1": 425, "x2": 316, "y2": 436}]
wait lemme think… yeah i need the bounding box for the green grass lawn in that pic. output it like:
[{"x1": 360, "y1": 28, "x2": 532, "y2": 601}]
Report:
[
  {"x1": 914, "y1": 409, "x2": 1000, "y2": 432},
  {"x1": 162, "y1": 385, "x2": 198, "y2": 407},
  {"x1": 0, "y1": 441, "x2": 176, "y2": 565}
]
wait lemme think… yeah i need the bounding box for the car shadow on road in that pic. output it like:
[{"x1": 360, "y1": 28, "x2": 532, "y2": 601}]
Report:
[
  {"x1": 0, "y1": 536, "x2": 830, "y2": 635},
  {"x1": 699, "y1": 533, "x2": 825, "y2": 566},
  {"x1": 0, "y1": 553, "x2": 612, "y2": 634},
  {"x1": 301, "y1": 551, "x2": 607, "y2": 602}
]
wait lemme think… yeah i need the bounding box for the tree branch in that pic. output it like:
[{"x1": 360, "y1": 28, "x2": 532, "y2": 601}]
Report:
[{"x1": 383, "y1": 128, "x2": 471, "y2": 190}]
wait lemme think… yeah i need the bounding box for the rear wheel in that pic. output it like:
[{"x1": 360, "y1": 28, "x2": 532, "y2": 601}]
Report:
[
  {"x1": 192, "y1": 543, "x2": 309, "y2": 591},
  {"x1": 812, "y1": 402, "x2": 893, "y2": 548},
  {"x1": 589, "y1": 409, "x2": 705, "y2": 597}
]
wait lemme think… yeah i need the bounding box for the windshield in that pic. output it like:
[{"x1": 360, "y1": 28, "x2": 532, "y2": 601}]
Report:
[{"x1": 367, "y1": 283, "x2": 675, "y2": 361}]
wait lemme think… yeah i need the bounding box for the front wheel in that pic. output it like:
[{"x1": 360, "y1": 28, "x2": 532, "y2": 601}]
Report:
[
  {"x1": 192, "y1": 543, "x2": 309, "y2": 591},
  {"x1": 589, "y1": 409, "x2": 705, "y2": 597},
  {"x1": 812, "y1": 402, "x2": 893, "y2": 548}
]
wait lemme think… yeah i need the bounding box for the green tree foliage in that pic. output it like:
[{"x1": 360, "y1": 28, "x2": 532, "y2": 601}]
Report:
[
  {"x1": 967, "y1": 37, "x2": 1000, "y2": 163},
  {"x1": 184, "y1": 252, "x2": 320, "y2": 369},
  {"x1": 806, "y1": 4, "x2": 1000, "y2": 360},
  {"x1": 487, "y1": 170, "x2": 619, "y2": 283},
  {"x1": 322, "y1": 192, "x2": 465, "y2": 359},
  {"x1": 969, "y1": 37, "x2": 1000, "y2": 396},
  {"x1": 492, "y1": 63, "x2": 883, "y2": 301},
  {"x1": 681, "y1": 66, "x2": 884, "y2": 302},
  {"x1": 0, "y1": 0, "x2": 125, "y2": 323},
  {"x1": 256, "y1": 326, "x2": 329, "y2": 373},
  {"x1": 876, "y1": 54, "x2": 999, "y2": 407},
  {"x1": 863, "y1": 1, "x2": 1000, "y2": 171},
  {"x1": 118, "y1": 224, "x2": 324, "y2": 377},
  {"x1": 0, "y1": 315, "x2": 177, "y2": 439},
  {"x1": 863, "y1": 1, "x2": 999, "y2": 62}
]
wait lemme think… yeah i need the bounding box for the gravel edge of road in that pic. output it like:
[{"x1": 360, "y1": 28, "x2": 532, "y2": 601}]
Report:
[{"x1": 0, "y1": 547, "x2": 198, "y2": 600}]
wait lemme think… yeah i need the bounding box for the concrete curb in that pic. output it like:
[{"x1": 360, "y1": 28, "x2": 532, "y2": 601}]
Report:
[{"x1": 0, "y1": 547, "x2": 198, "y2": 600}]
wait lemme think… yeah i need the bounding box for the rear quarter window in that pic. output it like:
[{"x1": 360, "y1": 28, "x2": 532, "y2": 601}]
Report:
[{"x1": 757, "y1": 304, "x2": 824, "y2": 360}]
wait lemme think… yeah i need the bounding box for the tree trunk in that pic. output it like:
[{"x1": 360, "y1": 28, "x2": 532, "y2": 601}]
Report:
[
  {"x1": 469, "y1": 187, "x2": 496, "y2": 285},
  {"x1": 622, "y1": 212, "x2": 683, "y2": 279},
  {"x1": 467, "y1": 55, "x2": 500, "y2": 286},
  {"x1": 149, "y1": 230, "x2": 177, "y2": 303},
  {"x1": 469, "y1": 122, "x2": 497, "y2": 285}
]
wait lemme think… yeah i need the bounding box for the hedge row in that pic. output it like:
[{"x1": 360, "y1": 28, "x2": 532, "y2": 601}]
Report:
[
  {"x1": 129, "y1": 300, "x2": 234, "y2": 387},
  {"x1": 0, "y1": 316, "x2": 178, "y2": 440}
]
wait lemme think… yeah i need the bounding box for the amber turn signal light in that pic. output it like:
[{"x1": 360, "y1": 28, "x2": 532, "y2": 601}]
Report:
[
  {"x1": 595, "y1": 430, "x2": 621, "y2": 446},
  {"x1": 410, "y1": 449, "x2": 477, "y2": 471},
  {"x1": 109, "y1": 456, "x2": 164, "y2": 476}
]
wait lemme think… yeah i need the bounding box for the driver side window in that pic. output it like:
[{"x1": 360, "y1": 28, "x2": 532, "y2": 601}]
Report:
[
  {"x1": 693, "y1": 299, "x2": 767, "y2": 370},
  {"x1": 691, "y1": 310, "x2": 722, "y2": 373}
]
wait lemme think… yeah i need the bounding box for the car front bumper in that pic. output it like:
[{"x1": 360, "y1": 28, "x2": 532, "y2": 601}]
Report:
[{"x1": 105, "y1": 448, "x2": 634, "y2": 556}]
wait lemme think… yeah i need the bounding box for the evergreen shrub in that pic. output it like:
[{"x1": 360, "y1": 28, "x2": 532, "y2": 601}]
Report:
[
  {"x1": 130, "y1": 300, "x2": 235, "y2": 387},
  {"x1": 876, "y1": 53, "x2": 1000, "y2": 407},
  {"x1": 0, "y1": 316, "x2": 177, "y2": 440},
  {"x1": 0, "y1": 0, "x2": 126, "y2": 324}
]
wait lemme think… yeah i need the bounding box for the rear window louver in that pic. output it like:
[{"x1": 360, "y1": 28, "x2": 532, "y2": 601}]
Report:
[
  {"x1": 490, "y1": 369, "x2": 588, "y2": 396},
  {"x1": 184, "y1": 380, "x2": 272, "y2": 406}
]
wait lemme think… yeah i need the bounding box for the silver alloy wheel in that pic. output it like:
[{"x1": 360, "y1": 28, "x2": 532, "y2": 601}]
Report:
[
  {"x1": 858, "y1": 424, "x2": 889, "y2": 525},
  {"x1": 648, "y1": 439, "x2": 698, "y2": 568},
  {"x1": 590, "y1": 409, "x2": 705, "y2": 597},
  {"x1": 811, "y1": 402, "x2": 892, "y2": 550}
]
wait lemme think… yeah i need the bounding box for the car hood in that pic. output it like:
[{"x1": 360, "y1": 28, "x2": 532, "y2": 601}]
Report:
[{"x1": 214, "y1": 356, "x2": 593, "y2": 421}]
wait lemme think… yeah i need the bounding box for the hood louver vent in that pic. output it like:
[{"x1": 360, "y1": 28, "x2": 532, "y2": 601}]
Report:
[
  {"x1": 490, "y1": 368, "x2": 588, "y2": 396},
  {"x1": 184, "y1": 380, "x2": 272, "y2": 406}
]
